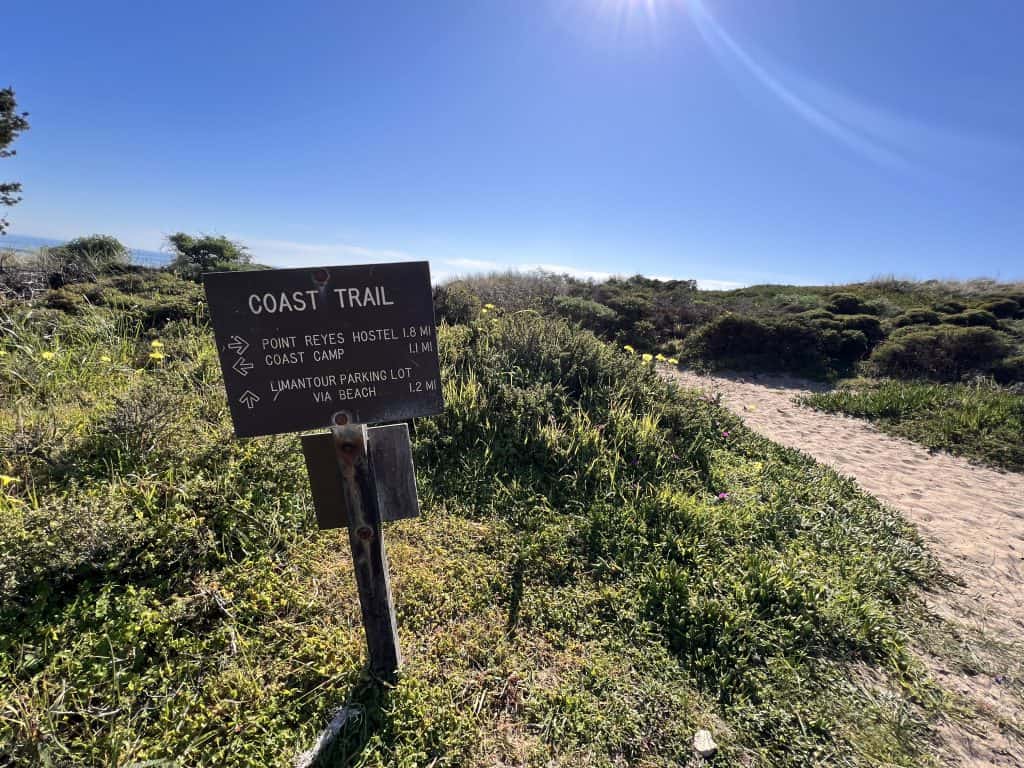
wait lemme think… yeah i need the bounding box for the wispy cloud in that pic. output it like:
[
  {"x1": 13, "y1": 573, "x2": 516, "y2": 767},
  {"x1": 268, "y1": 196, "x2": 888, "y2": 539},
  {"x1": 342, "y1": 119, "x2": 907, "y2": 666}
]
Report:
[
  {"x1": 696, "y1": 278, "x2": 747, "y2": 291},
  {"x1": 233, "y1": 236, "x2": 748, "y2": 290},
  {"x1": 241, "y1": 237, "x2": 415, "y2": 267},
  {"x1": 441, "y1": 257, "x2": 503, "y2": 270}
]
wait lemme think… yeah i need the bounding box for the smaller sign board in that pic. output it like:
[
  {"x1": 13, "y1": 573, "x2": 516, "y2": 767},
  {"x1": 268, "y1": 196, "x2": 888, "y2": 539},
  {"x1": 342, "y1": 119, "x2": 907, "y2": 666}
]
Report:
[
  {"x1": 301, "y1": 424, "x2": 420, "y2": 529},
  {"x1": 204, "y1": 262, "x2": 444, "y2": 437}
]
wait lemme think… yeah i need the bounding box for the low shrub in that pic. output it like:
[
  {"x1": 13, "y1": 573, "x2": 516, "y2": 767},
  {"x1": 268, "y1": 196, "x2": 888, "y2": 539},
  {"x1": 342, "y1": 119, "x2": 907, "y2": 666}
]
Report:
[
  {"x1": 433, "y1": 281, "x2": 481, "y2": 324},
  {"x1": 835, "y1": 328, "x2": 872, "y2": 362},
  {"x1": 835, "y1": 314, "x2": 885, "y2": 344},
  {"x1": 979, "y1": 298, "x2": 1020, "y2": 319},
  {"x1": 796, "y1": 309, "x2": 837, "y2": 322},
  {"x1": 933, "y1": 300, "x2": 967, "y2": 314},
  {"x1": 991, "y1": 355, "x2": 1024, "y2": 385},
  {"x1": 621, "y1": 318, "x2": 658, "y2": 348},
  {"x1": 941, "y1": 309, "x2": 1000, "y2": 328},
  {"x1": 40, "y1": 270, "x2": 204, "y2": 328},
  {"x1": 681, "y1": 315, "x2": 869, "y2": 378},
  {"x1": 891, "y1": 308, "x2": 941, "y2": 328},
  {"x1": 869, "y1": 326, "x2": 1012, "y2": 381},
  {"x1": 863, "y1": 297, "x2": 902, "y2": 318},
  {"x1": 45, "y1": 287, "x2": 86, "y2": 313},
  {"x1": 553, "y1": 295, "x2": 620, "y2": 335},
  {"x1": 825, "y1": 292, "x2": 874, "y2": 315},
  {"x1": 35, "y1": 235, "x2": 131, "y2": 287}
]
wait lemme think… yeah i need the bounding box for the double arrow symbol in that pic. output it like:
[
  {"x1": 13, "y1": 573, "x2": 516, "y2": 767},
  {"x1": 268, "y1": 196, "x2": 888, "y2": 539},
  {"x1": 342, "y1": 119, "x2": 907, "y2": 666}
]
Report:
[
  {"x1": 227, "y1": 335, "x2": 253, "y2": 376},
  {"x1": 227, "y1": 336, "x2": 249, "y2": 355},
  {"x1": 232, "y1": 357, "x2": 254, "y2": 376}
]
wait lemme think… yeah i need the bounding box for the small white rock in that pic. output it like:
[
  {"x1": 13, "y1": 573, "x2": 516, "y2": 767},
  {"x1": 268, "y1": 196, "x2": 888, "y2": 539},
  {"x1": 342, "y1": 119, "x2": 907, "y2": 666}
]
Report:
[{"x1": 693, "y1": 729, "x2": 718, "y2": 758}]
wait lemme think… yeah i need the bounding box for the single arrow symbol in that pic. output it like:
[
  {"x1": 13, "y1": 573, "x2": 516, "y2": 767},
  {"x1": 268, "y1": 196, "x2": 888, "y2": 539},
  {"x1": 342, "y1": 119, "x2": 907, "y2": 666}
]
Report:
[
  {"x1": 232, "y1": 357, "x2": 254, "y2": 377},
  {"x1": 227, "y1": 336, "x2": 250, "y2": 355},
  {"x1": 238, "y1": 390, "x2": 260, "y2": 409}
]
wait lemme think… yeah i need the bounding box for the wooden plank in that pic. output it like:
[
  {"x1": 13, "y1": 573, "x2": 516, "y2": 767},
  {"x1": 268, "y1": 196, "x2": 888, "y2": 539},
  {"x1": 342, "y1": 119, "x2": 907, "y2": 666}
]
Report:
[
  {"x1": 301, "y1": 432, "x2": 347, "y2": 529},
  {"x1": 333, "y1": 423, "x2": 401, "y2": 681},
  {"x1": 368, "y1": 423, "x2": 420, "y2": 522}
]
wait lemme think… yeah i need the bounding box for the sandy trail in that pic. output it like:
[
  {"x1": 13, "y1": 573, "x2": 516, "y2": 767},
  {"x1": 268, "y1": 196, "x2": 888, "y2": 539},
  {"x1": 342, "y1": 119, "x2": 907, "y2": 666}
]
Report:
[{"x1": 662, "y1": 368, "x2": 1024, "y2": 766}]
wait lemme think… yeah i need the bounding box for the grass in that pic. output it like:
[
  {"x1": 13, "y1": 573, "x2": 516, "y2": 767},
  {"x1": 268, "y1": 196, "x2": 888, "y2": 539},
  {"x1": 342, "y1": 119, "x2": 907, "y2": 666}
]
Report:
[
  {"x1": 801, "y1": 378, "x2": 1024, "y2": 473},
  {"x1": 0, "y1": 276, "x2": 979, "y2": 766}
]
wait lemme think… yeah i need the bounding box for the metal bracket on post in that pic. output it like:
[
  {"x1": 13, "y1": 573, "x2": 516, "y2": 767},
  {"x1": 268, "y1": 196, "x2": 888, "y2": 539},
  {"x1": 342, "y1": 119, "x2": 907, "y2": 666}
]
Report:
[{"x1": 331, "y1": 411, "x2": 401, "y2": 682}]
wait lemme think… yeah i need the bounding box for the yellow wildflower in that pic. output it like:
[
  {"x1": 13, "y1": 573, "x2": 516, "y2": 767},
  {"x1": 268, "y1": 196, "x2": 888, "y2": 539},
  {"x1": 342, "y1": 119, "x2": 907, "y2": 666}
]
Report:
[
  {"x1": 623, "y1": 345, "x2": 635, "y2": 353},
  {"x1": 655, "y1": 353, "x2": 666, "y2": 361},
  {"x1": 100, "y1": 355, "x2": 112, "y2": 363},
  {"x1": 40, "y1": 351, "x2": 56, "y2": 360},
  {"x1": 0, "y1": 349, "x2": 7, "y2": 357},
  {"x1": 484, "y1": 303, "x2": 496, "y2": 309},
  {"x1": 0, "y1": 474, "x2": 16, "y2": 487},
  {"x1": 150, "y1": 340, "x2": 164, "y2": 348},
  {"x1": 668, "y1": 358, "x2": 679, "y2": 365},
  {"x1": 148, "y1": 351, "x2": 166, "y2": 361},
  {"x1": 480, "y1": 308, "x2": 489, "y2": 314},
  {"x1": 642, "y1": 353, "x2": 653, "y2": 362}
]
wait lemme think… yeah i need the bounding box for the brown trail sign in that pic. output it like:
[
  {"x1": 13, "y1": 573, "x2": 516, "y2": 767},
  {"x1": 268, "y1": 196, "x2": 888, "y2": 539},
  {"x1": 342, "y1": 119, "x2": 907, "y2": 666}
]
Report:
[
  {"x1": 204, "y1": 261, "x2": 443, "y2": 438},
  {"x1": 204, "y1": 261, "x2": 444, "y2": 682}
]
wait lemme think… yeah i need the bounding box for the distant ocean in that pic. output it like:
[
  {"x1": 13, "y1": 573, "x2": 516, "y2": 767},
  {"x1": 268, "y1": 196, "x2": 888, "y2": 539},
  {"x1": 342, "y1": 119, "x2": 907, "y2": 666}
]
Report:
[{"x1": 1, "y1": 233, "x2": 170, "y2": 267}]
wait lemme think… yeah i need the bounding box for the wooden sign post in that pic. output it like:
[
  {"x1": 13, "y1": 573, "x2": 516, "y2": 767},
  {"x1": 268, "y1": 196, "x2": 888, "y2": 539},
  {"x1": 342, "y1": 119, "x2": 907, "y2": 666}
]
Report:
[
  {"x1": 204, "y1": 262, "x2": 443, "y2": 682},
  {"x1": 332, "y1": 415, "x2": 400, "y2": 679}
]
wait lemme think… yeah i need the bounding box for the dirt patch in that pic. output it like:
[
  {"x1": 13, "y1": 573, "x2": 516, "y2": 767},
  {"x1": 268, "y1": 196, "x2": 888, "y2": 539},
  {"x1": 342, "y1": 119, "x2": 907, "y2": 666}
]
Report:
[{"x1": 662, "y1": 367, "x2": 1024, "y2": 767}]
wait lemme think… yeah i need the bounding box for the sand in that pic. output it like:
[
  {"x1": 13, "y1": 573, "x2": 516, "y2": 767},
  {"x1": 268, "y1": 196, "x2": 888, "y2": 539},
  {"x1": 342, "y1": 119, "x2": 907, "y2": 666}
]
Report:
[{"x1": 661, "y1": 367, "x2": 1024, "y2": 766}]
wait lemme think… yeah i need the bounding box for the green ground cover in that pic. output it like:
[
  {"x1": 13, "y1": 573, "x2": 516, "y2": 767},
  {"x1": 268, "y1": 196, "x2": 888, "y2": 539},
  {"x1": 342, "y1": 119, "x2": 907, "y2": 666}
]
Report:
[
  {"x1": 0, "y1": 275, "x2": 968, "y2": 766},
  {"x1": 802, "y1": 378, "x2": 1024, "y2": 473}
]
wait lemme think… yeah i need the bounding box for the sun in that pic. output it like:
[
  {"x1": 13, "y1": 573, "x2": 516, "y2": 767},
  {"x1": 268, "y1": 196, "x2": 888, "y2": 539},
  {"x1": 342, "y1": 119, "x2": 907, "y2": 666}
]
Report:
[{"x1": 555, "y1": 0, "x2": 687, "y2": 45}]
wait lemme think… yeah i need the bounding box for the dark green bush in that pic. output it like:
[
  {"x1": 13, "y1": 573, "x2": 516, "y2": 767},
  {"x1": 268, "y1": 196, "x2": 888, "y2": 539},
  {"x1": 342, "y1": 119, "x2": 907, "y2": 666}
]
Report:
[
  {"x1": 836, "y1": 329, "x2": 871, "y2": 362},
  {"x1": 553, "y1": 295, "x2": 620, "y2": 335},
  {"x1": 869, "y1": 326, "x2": 1012, "y2": 381},
  {"x1": 941, "y1": 309, "x2": 999, "y2": 328},
  {"x1": 933, "y1": 300, "x2": 967, "y2": 314},
  {"x1": 979, "y1": 298, "x2": 1020, "y2": 319},
  {"x1": 863, "y1": 297, "x2": 902, "y2": 318},
  {"x1": 39, "y1": 235, "x2": 130, "y2": 286},
  {"x1": 39, "y1": 271, "x2": 204, "y2": 328},
  {"x1": 796, "y1": 309, "x2": 837, "y2": 322},
  {"x1": 891, "y1": 308, "x2": 941, "y2": 328},
  {"x1": 624, "y1": 319, "x2": 658, "y2": 348},
  {"x1": 166, "y1": 232, "x2": 251, "y2": 281},
  {"x1": 45, "y1": 288, "x2": 86, "y2": 313},
  {"x1": 835, "y1": 314, "x2": 885, "y2": 344},
  {"x1": 433, "y1": 281, "x2": 481, "y2": 324},
  {"x1": 991, "y1": 355, "x2": 1024, "y2": 385},
  {"x1": 681, "y1": 315, "x2": 864, "y2": 378},
  {"x1": 825, "y1": 292, "x2": 874, "y2": 315}
]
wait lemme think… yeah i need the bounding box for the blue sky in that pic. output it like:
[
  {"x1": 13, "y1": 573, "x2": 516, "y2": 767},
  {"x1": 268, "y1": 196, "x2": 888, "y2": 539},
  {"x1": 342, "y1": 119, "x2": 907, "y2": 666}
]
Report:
[{"x1": 3, "y1": 0, "x2": 1023, "y2": 286}]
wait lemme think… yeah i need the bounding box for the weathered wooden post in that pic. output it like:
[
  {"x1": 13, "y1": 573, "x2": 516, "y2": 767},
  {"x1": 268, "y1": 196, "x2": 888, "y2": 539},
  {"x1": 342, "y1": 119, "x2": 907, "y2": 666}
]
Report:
[
  {"x1": 204, "y1": 261, "x2": 442, "y2": 684},
  {"x1": 332, "y1": 414, "x2": 400, "y2": 679}
]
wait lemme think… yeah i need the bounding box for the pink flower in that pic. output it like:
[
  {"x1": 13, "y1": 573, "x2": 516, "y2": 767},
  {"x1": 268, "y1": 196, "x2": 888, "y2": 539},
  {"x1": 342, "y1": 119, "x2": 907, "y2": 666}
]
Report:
[
  {"x1": 721, "y1": 430, "x2": 730, "y2": 438},
  {"x1": 717, "y1": 492, "x2": 729, "y2": 501}
]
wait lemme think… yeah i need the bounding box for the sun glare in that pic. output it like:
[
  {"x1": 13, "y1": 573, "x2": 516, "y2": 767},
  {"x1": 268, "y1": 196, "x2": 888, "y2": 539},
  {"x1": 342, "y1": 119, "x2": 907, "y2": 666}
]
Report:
[{"x1": 557, "y1": 0, "x2": 686, "y2": 46}]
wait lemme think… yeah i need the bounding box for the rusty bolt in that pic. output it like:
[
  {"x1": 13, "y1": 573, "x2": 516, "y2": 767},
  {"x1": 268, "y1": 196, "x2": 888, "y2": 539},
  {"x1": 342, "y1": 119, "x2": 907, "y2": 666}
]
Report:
[
  {"x1": 312, "y1": 268, "x2": 330, "y2": 284},
  {"x1": 333, "y1": 412, "x2": 349, "y2": 426},
  {"x1": 357, "y1": 526, "x2": 374, "y2": 541}
]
